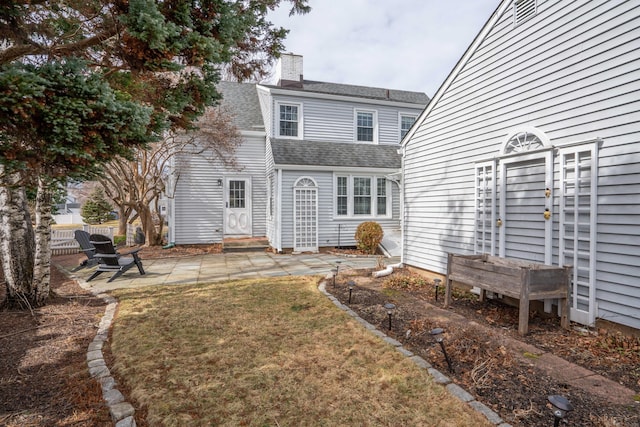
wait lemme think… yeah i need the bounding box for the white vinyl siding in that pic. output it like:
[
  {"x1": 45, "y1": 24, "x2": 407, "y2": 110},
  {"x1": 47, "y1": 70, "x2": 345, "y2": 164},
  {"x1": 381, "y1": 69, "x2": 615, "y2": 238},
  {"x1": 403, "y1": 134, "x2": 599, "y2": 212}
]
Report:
[
  {"x1": 268, "y1": 94, "x2": 423, "y2": 145},
  {"x1": 403, "y1": 0, "x2": 640, "y2": 330},
  {"x1": 278, "y1": 171, "x2": 400, "y2": 249},
  {"x1": 173, "y1": 133, "x2": 267, "y2": 244}
]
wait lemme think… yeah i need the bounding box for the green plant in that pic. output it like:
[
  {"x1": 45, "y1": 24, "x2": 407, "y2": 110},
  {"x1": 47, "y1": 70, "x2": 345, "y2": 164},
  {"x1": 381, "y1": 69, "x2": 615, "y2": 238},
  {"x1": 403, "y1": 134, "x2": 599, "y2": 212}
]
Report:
[
  {"x1": 81, "y1": 187, "x2": 114, "y2": 224},
  {"x1": 354, "y1": 221, "x2": 383, "y2": 254},
  {"x1": 113, "y1": 235, "x2": 126, "y2": 246}
]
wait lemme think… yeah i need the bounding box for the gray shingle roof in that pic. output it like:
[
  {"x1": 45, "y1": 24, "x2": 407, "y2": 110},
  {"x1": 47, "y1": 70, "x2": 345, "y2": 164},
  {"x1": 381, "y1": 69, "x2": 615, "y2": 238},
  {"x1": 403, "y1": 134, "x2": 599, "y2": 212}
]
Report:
[
  {"x1": 216, "y1": 81, "x2": 264, "y2": 130},
  {"x1": 263, "y1": 80, "x2": 429, "y2": 105},
  {"x1": 271, "y1": 139, "x2": 401, "y2": 169}
]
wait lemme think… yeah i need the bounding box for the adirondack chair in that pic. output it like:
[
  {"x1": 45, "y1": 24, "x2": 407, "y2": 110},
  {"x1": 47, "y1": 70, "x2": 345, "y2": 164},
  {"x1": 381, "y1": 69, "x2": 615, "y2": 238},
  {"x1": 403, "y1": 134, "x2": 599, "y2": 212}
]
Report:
[
  {"x1": 86, "y1": 234, "x2": 145, "y2": 282},
  {"x1": 71, "y1": 230, "x2": 98, "y2": 272}
]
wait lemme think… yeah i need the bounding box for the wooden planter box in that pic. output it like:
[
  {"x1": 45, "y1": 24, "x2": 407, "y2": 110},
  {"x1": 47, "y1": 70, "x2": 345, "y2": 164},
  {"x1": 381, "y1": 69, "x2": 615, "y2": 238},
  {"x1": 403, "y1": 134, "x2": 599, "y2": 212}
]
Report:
[{"x1": 445, "y1": 253, "x2": 571, "y2": 335}]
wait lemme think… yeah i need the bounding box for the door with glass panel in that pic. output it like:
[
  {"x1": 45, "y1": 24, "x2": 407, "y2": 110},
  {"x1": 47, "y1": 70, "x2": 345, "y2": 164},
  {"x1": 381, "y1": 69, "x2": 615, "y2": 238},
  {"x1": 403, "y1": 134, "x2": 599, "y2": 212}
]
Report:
[{"x1": 224, "y1": 177, "x2": 252, "y2": 235}]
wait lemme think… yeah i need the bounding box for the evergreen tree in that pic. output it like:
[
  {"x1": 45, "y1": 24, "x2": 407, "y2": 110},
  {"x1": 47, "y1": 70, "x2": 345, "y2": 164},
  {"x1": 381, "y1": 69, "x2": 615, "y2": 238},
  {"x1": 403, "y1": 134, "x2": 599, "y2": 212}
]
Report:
[{"x1": 81, "y1": 188, "x2": 114, "y2": 225}]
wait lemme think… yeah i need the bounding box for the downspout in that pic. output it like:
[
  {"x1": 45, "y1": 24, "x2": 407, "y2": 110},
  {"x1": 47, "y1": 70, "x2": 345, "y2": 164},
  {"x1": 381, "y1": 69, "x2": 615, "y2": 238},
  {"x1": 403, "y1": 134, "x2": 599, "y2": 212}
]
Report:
[
  {"x1": 276, "y1": 168, "x2": 283, "y2": 253},
  {"x1": 398, "y1": 145, "x2": 406, "y2": 265}
]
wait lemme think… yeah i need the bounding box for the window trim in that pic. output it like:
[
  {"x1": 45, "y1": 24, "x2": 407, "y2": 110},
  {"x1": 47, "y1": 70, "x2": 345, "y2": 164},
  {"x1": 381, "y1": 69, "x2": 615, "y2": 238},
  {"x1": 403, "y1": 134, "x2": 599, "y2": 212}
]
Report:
[
  {"x1": 398, "y1": 112, "x2": 418, "y2": 142},
  {"x1": 354, "y1": 108, "x2": 378, "y2": 143},
  {"x1": 333, "y1": 174, "x2": 391, "y2": 219},
  {"x1": 276, "y1": 101, "x2": 303, "y2": 139}
]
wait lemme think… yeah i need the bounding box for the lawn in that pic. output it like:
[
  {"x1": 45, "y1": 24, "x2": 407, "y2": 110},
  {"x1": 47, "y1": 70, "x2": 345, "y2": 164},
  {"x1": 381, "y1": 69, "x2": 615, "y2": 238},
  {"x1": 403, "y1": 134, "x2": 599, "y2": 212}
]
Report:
[{"x1": 109, "y1": 276, "x2": 493, "y2": 426}]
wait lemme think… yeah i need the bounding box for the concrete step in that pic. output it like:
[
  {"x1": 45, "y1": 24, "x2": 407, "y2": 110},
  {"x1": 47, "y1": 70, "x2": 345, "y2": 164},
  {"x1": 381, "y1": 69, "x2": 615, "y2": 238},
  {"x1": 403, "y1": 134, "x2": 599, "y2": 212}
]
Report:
[{"x1": 223, "y1": 237, "x2": 270, "y2": 253}]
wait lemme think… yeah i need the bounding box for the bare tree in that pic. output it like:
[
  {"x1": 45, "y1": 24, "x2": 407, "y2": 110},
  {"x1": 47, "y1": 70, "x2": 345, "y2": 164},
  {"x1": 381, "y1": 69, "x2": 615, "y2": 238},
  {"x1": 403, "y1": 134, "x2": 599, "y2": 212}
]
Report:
[{"x1": 100, "y1": 106, "x2": 242, "y2": 245}]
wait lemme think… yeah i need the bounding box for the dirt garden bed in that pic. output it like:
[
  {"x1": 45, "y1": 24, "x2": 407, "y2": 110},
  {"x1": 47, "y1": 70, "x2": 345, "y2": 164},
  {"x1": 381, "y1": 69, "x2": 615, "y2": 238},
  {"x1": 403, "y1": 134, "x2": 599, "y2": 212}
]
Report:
[{"x1": 328, "y1": 267, "x2": 640, "y2": 427}]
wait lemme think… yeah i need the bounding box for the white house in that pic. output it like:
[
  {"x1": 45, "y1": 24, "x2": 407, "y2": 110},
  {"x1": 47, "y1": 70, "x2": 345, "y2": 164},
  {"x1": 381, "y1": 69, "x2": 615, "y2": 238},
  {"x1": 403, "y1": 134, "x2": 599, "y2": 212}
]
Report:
[
  {"x1": 169, "y1": 54, "x2": 429, "y2": 253},
  {"x1": 401, "y1": 0, "x2": 640, "y2": 332}
]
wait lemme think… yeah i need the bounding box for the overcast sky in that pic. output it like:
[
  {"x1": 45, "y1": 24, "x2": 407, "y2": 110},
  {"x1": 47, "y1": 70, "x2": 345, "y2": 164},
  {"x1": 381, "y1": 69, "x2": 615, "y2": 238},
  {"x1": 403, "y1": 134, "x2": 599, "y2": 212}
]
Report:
[{"x1": 268, "y1": 0, "x2": 500, "y2": 97}]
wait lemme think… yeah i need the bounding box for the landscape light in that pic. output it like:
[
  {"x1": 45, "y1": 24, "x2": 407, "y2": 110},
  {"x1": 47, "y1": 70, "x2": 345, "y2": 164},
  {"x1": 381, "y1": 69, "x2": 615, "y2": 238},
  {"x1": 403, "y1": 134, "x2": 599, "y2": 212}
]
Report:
[
  {"x1": 548, "y1": 395, "x2": 574, "y2": 427},
  {"x1": 433, "y1": 278, "x2": 442, "y2": 302},
  {"x1": 331, "y1": 268, "x2": 338, "y2": 288},
  {"x1": 348, "y1": 280, "x2": 355, "y2": 304},
  {"x1": 430, "y1": 327, "x2": 453, "y2": 373},
  {"x1": 384, "y1": 303, "x2": 396, "y2": 330}
]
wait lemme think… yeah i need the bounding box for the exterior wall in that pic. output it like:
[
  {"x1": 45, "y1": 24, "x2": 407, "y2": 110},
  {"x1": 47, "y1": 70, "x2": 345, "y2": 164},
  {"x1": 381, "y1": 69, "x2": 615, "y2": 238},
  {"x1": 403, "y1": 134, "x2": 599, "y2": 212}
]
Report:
[
  {"x1": 270, "y1": 94, "x2": 421, "y2": 145},
  {"x1": 279, "y1": 170, "x2": 401, "y2": 250},
  {"x1": 258, "y1": 87, "x2": 278, "y2": 247},
  {"x1": 173, "y1": 133, "x2": 267, "y2": 243},
  {"x1": 403, "y1": 0, "x2": 640, "y2": 330}
]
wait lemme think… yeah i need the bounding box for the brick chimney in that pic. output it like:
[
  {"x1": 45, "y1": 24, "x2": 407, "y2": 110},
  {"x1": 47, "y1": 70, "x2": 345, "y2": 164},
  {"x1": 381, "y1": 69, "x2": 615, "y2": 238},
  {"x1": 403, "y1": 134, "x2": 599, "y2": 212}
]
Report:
[{"x1": 275, "y1": 53, "x2": 303, "y2": 88}]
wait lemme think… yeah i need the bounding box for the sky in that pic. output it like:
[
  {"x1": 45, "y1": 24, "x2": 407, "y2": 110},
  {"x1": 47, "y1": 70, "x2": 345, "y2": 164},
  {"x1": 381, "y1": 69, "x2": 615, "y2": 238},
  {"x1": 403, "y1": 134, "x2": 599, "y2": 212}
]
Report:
[{"x1": 268, "y1": 0, "x2": 500, "y2": 97}]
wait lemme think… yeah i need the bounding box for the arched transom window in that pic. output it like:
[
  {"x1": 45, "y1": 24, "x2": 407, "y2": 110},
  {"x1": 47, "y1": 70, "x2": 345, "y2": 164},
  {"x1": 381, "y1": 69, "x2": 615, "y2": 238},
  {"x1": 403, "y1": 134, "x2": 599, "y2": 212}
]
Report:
[{"x1": 501, "y1": 127, "x2": 550, "y2": 155}]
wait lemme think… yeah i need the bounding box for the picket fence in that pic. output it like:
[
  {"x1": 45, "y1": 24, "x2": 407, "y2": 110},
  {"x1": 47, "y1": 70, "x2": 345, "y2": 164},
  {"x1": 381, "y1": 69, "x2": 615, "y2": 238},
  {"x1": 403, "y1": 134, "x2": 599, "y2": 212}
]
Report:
[{"x1": 51, "y1": 225, "x2": 115, "y2": 256}]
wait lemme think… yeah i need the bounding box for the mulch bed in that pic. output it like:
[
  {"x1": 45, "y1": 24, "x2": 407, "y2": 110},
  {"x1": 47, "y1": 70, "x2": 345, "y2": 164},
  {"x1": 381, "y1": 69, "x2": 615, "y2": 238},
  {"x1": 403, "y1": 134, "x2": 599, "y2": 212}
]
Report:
[{"x1": 328, "y1": 267, "x2": 640, "y2": 427}]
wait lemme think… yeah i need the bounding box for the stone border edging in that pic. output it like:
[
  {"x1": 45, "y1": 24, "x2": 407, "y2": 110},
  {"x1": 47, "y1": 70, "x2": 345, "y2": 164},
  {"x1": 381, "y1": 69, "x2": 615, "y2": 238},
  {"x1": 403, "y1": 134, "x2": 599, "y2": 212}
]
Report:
[
  {"x1": 77, "y1": 282, "x2": 137, "y2": 427},
  {"x1": 319, "y1": 275, "x2": 513, "y2": 427}
]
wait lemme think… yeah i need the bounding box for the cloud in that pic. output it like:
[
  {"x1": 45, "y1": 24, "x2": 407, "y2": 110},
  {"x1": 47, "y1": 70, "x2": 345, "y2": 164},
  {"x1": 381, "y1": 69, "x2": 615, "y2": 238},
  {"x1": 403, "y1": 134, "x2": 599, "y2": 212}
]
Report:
[{"x1": 268, "y1": 0, "x2": 499, "y2": 97}]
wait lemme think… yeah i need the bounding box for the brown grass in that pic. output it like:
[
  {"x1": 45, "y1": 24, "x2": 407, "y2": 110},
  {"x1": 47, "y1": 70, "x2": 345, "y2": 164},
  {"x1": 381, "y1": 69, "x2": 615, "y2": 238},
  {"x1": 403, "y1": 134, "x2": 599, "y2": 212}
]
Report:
[{"x1": 109, "y1": 277, "x2": 493, "y2": 426}]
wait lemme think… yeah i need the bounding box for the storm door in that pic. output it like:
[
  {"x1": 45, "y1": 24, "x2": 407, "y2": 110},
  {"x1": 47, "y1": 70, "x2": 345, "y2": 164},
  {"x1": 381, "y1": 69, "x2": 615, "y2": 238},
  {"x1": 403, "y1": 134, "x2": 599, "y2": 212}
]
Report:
[
  {"x1": 224, "y1": 177, "x2": 252, "y2": 236},
  {"x1": 293, "y1": 177, "x2": 318, "y2": 252}
]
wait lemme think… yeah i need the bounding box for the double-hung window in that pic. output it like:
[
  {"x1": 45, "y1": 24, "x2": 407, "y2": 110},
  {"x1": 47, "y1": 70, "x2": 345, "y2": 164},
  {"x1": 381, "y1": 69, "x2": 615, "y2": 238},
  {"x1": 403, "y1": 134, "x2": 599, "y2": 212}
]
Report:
[
  {"x1": 355, "y1": 109, "x2": 377, "y2": 143},
  {"x1": 399, "y1": 114, "x2": 417, "y2": 140},
  {"x1": 335, "y1": 175, "x2": 390, "y2": 217},
  {"x1": 278, "y1": 102, "x2": 301, "y2": 138}
]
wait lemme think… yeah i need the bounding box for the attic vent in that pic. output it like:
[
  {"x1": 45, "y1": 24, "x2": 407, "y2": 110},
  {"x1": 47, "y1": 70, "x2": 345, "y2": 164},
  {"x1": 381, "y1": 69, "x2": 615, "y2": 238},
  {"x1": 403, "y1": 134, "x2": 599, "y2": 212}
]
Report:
[{"x1": 514, "y1": 0, "x2": 536, "y2": 26}]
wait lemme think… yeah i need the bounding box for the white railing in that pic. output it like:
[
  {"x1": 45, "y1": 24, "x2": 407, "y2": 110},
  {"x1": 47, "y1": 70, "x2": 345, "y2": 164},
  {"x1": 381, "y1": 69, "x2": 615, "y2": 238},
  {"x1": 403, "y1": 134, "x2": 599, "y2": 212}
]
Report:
[{"x1": 51, "y1": 225, "x2": 115, "y2": 255}]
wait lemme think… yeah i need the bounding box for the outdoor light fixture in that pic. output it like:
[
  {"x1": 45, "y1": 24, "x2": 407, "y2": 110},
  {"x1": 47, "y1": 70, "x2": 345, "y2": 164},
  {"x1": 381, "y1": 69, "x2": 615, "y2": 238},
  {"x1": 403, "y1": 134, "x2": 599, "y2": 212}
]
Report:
[
  {"x1": 548, "y1": 395, "x2": 574, "y2": 427},
  {"x1": 217, "y1": 179, "x2": 223, "y2": 186},
  {"x1": 430, "y1": 327, "x2": 453, "y2": 373},
  {"x1": 331, "y1": 268, "x2": 338, "y2": 288},
  {"x1": 335, "y1": 260, "x2": 342, "y2": 276},
  {"x1": 348, "y1": 280, "x2": 355, "y2": 304},
  {"x1": 384, "y1": 303, "x2": 396, "y2": 330},
  {"x1": 433, "y1": 278, "x2": 442, "y2": 302}
]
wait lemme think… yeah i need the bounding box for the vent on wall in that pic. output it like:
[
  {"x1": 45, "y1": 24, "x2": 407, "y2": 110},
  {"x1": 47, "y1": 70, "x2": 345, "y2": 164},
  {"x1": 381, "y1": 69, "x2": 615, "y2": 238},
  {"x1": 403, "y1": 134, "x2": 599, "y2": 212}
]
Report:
[{"x1": 514, "y1": 0, "x2": 536, "y2": 26}]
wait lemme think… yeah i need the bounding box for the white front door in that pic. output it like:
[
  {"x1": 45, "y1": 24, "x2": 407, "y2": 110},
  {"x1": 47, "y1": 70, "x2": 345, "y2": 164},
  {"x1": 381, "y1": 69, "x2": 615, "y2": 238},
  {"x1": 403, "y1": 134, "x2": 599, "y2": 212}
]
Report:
[{"x1": 224, "y1": 177, "x2": 252, "y2": 236}]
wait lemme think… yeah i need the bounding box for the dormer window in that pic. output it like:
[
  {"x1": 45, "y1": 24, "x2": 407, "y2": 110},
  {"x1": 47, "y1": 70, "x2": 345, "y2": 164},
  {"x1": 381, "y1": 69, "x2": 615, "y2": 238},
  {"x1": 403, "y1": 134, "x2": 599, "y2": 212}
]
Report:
[
  {"x1": 514, "y1": 0, "x2": 536, "y2": 26},
  {"x1": 355, "y1": 109, "x2": 377, "y2": 143},
  {"x1": 277, "y1": 102, "x2": 302, "y2": 138}
]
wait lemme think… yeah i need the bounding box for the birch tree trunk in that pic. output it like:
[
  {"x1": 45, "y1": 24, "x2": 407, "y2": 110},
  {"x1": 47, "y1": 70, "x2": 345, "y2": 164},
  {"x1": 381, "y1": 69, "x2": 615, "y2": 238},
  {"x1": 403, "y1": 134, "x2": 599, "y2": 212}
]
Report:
[
  {"x1": 0, "y1": 170, "x2": 35, "y2": 309},
  {"x1": 32, "y1": 176, "x2": 52, "y2": 305}
]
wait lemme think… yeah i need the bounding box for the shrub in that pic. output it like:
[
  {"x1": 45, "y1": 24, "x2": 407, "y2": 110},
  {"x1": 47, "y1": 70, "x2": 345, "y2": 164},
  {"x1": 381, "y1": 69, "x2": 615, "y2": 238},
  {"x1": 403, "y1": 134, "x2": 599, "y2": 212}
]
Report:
[
  {"x1": 354, "y1": 221, "x2": 383, "y2": 254},
  {"x1": 113, "y1": 235, "x2": 126, "y2": 246}
]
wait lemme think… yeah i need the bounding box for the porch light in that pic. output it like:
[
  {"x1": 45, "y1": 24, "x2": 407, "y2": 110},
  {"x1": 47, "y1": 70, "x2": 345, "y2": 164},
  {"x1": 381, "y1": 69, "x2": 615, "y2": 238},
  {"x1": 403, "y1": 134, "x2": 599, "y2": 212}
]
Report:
[
  {"x1": 384, "y1": 303, "x2": 396, "y2": 330},
  {"x1": 433, "y1": 278, "x2": 442, "y2": 302},
  {"x1": 548, "y1": 395, "x2": 573, "y2": 427},
  {"x1": 430, "y1": 327, "x2": 453, "y2": 373},
  {"x1": 348, "y1": 280, "x2": 355, "y2": 304}
]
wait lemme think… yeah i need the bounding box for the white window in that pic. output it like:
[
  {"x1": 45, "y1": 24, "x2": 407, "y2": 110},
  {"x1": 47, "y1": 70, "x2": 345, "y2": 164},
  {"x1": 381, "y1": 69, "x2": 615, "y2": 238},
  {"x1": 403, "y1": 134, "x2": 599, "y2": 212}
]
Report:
[
  {"x1": 277, "y1": 102, "x2": 302, "y2": 138},
  {"x1": 399, "y1": 114, "x2": 417, "y2": 140},
  {"x1": 355, "y1": 109, "x2": 377, "y2": 143},
  {"x1": 334, "y1": 175, "x2": 390, "y2": 218}
]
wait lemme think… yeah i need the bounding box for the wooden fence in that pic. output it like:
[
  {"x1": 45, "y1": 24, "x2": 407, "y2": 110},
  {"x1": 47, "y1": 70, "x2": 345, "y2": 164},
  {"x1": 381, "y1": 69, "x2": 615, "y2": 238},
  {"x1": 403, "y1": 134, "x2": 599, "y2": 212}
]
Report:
[{"x1": 51, "y1": 225, "x2": 115, "y2": 256}]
